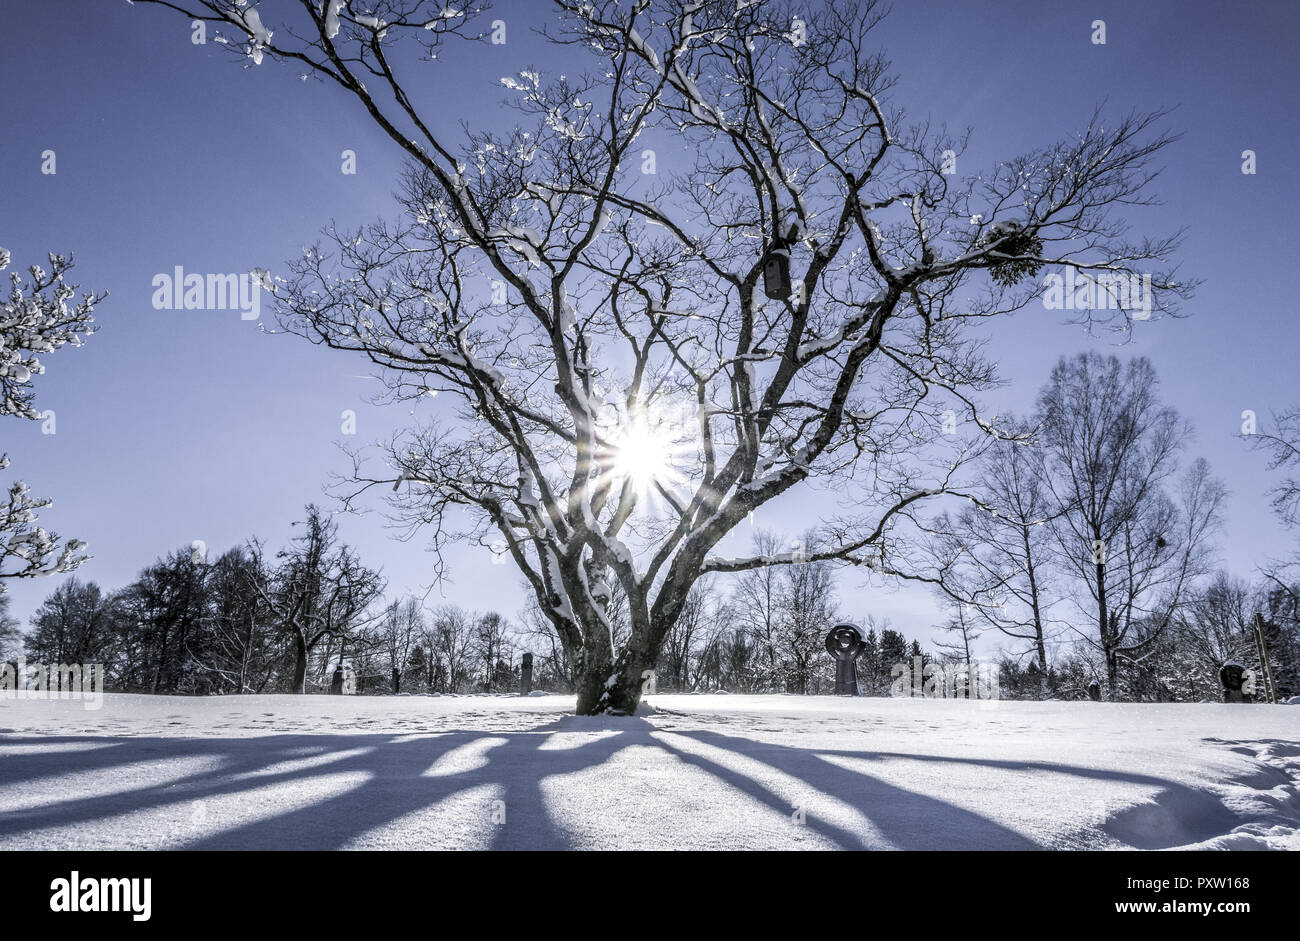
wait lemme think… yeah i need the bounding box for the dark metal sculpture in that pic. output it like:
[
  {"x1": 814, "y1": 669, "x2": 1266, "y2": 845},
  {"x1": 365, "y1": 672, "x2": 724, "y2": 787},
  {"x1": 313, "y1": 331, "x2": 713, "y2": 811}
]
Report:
[{"x1": 824, "y1": 622, "x2": 868, "y2": 695}]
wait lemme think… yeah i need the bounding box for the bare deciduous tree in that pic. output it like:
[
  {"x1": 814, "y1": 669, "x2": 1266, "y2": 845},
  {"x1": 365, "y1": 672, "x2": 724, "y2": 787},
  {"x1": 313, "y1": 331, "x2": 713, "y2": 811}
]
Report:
[
  {"x1": 473, "y1": 610, "x2": 515, "y2": 691},
  {"x1": 1038, "y1": 354, "x2": 1223, "y2": 698},
  {"x1": 136, "y1": 0, "x2": 1189, "y2": 712},
  {"x1": 431, "y1": 603, "x2": 477, "y2": 693},
  {"x1": 1248, "y1": 406, "x2": 1300, "y2": 602},
  {"x1": 1250, "y1": 407, "x2": 1300, "y2": 530},
  {"x1": 378, "y1": 596, "x2": 424, "y2": 693},
  {"x1": 252, "y1": 505, "x2": 385, "y2": 693},
  {"x1": 730, "y1": 530, "x2": 784, "y2": 689},
  {"x1": 928, "y1": 420, "x2": 1059, "y2": 692},
  {"x1": 659, "y1": 577, "x2": 726, "y2": 692},
  {"x1": 1167, "y1": 573, "x2": 1260, "y2": 700}
]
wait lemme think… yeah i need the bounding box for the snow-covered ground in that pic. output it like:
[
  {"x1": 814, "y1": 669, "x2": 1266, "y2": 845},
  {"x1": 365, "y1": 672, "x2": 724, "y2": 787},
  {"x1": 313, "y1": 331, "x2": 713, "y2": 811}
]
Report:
[{"x1": 0, "y1": 693, "x2": 1296, "y2": 850}]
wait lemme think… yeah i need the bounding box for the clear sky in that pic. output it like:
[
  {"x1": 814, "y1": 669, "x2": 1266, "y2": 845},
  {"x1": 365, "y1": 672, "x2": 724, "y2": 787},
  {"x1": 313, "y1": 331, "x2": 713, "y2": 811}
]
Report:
[{"x1": 1, "y1": 0, "x2": 1296, "y2": 654}]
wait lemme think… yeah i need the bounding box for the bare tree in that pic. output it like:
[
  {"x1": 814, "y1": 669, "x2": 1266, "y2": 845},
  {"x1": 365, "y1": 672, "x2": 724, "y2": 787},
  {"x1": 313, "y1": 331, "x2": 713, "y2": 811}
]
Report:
[
  {"x1": 730, "y1": 530, "x2": 784, "y2": 689},
  {"x1": 778, "y1": 547, "x2": 837, "y2": 693},
  {"x1": 1247, "y1": 406, "x2": 1300, "y2": 604},
  {"x1": 727, "y1": 528, "x2": 834, "y2": 691},
  {"x1": 253, "y1": 505, "x2": 385, "y2": 693},
  {"x1": 430, "y1": 603, "x2": 477, "y2": 692},
  {"x1": 659, "y1": 577, "x2": 727, "y2": 691},
  {"x1": 1038, "y1": 355, "x2": 1223, "y2": 698},
  {"x1": 934, "y1": 604, "x2": 981, "y2": 694},
  {"x1": 929, "y1": 420, "x2": 1060, "y2": 689},
  {"x1": 25, "y1": 577, "x2": 116, "y2": 665},
  {"x1": 1249, "y1": 407, "x2": 1300, "y2": 530},
  {"x1": 136, "y1": 0, "x2": 1188, "y2": 712},
  {"x1": 473, "y1": 610, "x2": 515, "y2": 691},
  {"x1": 411, "y1": 609, "x2": 441, "y2": 693},
  {"x1": 378, "y1": 596, "x2": 424, "y2": 693},
  {"x1": 191, "y1": 547, "x2": 274, "y2": 694},
  {"x1": 113, "y1": 549, "x2": 210, "y2": 694},
  {"x1": 518, "y1": 592, "x2": 575, "y2": 692},
  {"x1": 1166, "y1": 573, "x2": 1260, "y2": 700},
  {"x1": 713, "y1": 627, "x2": 756, "y2": 692}
]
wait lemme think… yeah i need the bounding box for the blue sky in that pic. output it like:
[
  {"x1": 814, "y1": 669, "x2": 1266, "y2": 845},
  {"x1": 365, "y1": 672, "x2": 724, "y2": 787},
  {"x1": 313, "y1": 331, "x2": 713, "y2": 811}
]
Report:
[{"x1": 0, "y1": 0, "x2": 1296, "y2": 652}]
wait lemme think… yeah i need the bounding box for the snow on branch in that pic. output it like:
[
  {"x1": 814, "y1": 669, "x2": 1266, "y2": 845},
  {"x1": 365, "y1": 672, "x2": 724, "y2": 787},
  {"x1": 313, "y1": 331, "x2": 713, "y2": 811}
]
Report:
[{"x1": 0, "y1": 250, "x2": 101, "y2": 588}]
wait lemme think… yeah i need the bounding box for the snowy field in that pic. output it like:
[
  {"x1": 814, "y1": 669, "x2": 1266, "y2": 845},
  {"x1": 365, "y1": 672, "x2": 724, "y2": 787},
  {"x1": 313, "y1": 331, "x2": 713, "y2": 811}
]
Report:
[{"x1": 0, "y1": 693, "x2": 1297, "y2": 851}]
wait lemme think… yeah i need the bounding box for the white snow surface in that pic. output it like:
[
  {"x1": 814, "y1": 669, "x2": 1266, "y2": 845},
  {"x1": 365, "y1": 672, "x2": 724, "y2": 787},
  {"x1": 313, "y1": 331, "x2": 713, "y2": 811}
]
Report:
[{"x1": 1, "y1": 694, "x2": 1296, "y2": 851}]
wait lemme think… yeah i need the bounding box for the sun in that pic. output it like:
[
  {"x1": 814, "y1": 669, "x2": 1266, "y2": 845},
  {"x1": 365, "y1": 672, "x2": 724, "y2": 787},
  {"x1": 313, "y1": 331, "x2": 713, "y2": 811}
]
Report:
[{"x1": 609, "y1": 418, "x2": 673, "y2": 493}]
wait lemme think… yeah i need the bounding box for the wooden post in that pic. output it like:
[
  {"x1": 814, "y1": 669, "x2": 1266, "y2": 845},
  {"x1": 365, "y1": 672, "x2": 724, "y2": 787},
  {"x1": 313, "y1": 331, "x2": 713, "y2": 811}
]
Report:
[
  {"x1": 1253, "y1": 613, "x2": 1278, "y2": 704},
  {"x1": 520, "y1": 652, "x2": 533, "y2": 695}
]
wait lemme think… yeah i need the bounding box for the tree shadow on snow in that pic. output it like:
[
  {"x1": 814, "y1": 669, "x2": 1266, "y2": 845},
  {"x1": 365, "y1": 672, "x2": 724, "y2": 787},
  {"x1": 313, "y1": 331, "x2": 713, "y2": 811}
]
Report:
[{"x1": 0, "y1": 718, "x2": 1213, "y2": 850}]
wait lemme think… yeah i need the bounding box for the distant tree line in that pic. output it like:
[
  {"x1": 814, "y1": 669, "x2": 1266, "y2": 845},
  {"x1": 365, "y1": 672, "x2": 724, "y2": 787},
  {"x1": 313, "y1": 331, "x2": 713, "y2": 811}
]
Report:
[
  {"x1": 8, "y1": 505, "x2": 530, "y2": 696},
  {"x1": 926, "y1": 352, "x2": 1300, "y2": 702},
  {"x1": 6, "y1": 351, "x2": 1298, "y2": 704},
  {"x1": 4, "y1": 505, "x2": 939, "y2": 697}
]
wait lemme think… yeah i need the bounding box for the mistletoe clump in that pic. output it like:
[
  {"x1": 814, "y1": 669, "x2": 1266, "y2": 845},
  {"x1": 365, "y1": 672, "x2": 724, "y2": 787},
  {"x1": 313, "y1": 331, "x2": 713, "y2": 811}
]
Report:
[{"x1": 979, "y1": 221, "x2": 1043, "y2": 286}]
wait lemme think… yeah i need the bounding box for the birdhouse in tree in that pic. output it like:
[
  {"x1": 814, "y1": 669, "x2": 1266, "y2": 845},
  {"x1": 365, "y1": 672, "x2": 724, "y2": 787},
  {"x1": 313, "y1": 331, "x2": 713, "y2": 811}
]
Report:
[{"x1": 762, "y1": 246, "x2": 792, "y2": 300}]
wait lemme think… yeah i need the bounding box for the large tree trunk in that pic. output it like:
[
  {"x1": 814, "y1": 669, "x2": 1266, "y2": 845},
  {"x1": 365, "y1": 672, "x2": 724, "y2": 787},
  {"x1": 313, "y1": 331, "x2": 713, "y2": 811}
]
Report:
[
  {"x1": 573, "y1": 637, "x2": 656, "y2": 715},
  {"x1": 1035, "y1": 634, "x2": 1049, "y2": 700},
  {"x1": 1095, "y1": 555, "x2": 1117, "y2": 701},
  {"x1": 1023, "y1": 529, "x2": 1050, "y2": 700},
  {"x1": 1104, "y1": 647, "x2": 1119, "y2": 702},
  {"x1": 291, "y1": 631, "x2": 308, "y2": 694},
  {"x1": 561, "y1": 561, "x2": 692, "y2": 714}
]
